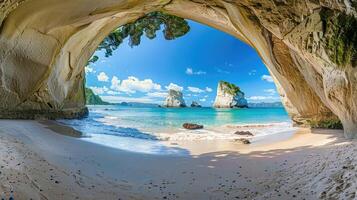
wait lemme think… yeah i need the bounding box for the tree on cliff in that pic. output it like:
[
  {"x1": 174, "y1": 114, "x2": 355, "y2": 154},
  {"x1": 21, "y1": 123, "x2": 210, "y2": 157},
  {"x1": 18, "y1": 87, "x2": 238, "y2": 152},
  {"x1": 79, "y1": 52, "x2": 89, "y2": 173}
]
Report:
[{"x1": 88, "y1": 11, "x2": 190, "y2": 64}]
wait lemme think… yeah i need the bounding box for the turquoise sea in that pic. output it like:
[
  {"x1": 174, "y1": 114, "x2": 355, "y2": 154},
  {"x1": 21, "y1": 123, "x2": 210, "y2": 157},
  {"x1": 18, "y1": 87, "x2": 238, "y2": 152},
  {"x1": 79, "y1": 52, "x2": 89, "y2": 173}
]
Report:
[{"x1": 59, "y1": 105, "x2": 296, "y2": 155}]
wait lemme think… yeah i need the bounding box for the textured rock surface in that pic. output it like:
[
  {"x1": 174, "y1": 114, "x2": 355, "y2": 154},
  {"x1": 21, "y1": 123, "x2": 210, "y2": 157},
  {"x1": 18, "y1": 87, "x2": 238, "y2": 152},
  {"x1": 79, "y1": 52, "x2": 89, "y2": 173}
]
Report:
[
  {"x1": 190, "y1": 101, "x2": 201, "y2": 107},
  {"x1": 182, "y1": 123, "x2": 203, "y2": 130},
  {"x1": 213, "y1": 81, "x2": 248, "y2": 108},
  {"x1": 0, "y1": 0, "x2": 356, "y2": 137},
  {"x1": 163, "y1": 89, "x2": 186, "y2": 107}
]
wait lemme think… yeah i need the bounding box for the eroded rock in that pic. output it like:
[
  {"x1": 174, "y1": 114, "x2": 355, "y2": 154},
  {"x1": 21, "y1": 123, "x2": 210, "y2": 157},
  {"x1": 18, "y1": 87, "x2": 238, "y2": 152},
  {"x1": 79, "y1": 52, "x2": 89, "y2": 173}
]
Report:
[
  {"x1": 163, "y1": 89, "x2": 186, "y2": 107},
  {"x1": 213, "y1": 81, "x2": 248, "y2": 108},
  {"x1": 182, "y1": 123, "x2": 204, "y2": 130},
  {"x1": 236, "y1": 138, "x2": 251, "y2": 144},
  {"x1": 190, "y1": 101, "x2": 201, "y2": 107},
  {"x1": 0, "y1": 0, "x2": 355, "y2": 137},
  {"x1": 234, "y1": 131, "x2": 254, "y2": 136}
]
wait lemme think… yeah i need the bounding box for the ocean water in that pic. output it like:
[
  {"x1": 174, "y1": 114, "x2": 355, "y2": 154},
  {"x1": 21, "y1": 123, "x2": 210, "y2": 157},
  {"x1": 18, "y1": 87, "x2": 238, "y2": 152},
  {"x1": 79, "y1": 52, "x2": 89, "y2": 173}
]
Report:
[{"x1": 58, "y1": 105, "x2": 296, "y2": 155}]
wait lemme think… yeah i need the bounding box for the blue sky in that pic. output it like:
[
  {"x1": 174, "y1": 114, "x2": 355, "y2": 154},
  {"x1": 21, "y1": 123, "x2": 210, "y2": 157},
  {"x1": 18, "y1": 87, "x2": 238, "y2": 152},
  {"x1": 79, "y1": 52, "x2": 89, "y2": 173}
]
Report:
[{"x1": 85, "y1": 20, "x2": 280, "y2": 106}]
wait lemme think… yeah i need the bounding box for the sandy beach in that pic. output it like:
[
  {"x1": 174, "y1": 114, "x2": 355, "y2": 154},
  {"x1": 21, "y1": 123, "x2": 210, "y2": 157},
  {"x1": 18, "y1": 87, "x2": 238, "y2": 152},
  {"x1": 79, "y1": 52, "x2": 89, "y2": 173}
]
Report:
[{"x1": 0, "y1": 120, "x2": 355, "y2": 200}]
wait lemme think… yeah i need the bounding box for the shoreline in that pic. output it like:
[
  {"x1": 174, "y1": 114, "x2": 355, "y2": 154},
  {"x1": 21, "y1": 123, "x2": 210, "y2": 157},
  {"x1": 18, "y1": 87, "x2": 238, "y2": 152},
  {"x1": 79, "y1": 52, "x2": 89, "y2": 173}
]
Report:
[
  {"x1": 0, "y1": 120, "x2": 354, "y2": 199},
  {"x1": 56, "y1": 117, "x2": 299, "y2": 155}
]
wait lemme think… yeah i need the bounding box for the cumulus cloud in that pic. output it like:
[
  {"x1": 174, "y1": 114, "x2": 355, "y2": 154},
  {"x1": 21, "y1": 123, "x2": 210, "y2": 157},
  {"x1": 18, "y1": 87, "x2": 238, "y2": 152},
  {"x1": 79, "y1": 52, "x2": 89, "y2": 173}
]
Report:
[
  {"x1": 146, "y1": 92, "x2": 168, "y2": 98},
  {"x1": 110, "y1": 76, "x2": 121, "y2": 91},
  {"x1": 185, "y1": 68, "x2": 206, "y2": 75},
  {"x1": 261, "y1": 75, "x2": 274, "y2": 83},
  {"x1": 165, "y1": 83, "x2": 183, "y2": 92},
  {"x1": 97, "y1": 72, "x2": 109, "y2": 82},
  {"x1": 110, "y1": 76, "x2": 162, "y2": 94},
  {"x1": 264, "y1": 89, "x2": 276, "y2": 95},
  {"x1": 89, "y1": 86, "x2": 108, "y2": 95},
  {"x1": 205, "y1": 87, "x2": 213, "y2": 92},
  {"x1": 187, "y1": 86, "x2": 204, "y2": 93}
]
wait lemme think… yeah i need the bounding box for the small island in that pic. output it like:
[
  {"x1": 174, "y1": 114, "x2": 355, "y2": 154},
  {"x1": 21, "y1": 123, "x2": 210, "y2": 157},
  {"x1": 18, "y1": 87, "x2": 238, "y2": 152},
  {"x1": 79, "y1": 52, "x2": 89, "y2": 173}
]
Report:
[
  {"x1": 162, "y1": 89, "x2": 186, "y2": 107},
  {"x1": 213, "y1": 81, "x2": 248, "y2": 108}
]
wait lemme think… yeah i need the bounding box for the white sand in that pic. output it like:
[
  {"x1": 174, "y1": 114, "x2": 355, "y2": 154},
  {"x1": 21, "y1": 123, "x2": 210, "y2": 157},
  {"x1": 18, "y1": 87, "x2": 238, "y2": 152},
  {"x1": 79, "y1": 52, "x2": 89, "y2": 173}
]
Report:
[{"x1": 0, "y1": 120, "x2": 355, "y2": 199}]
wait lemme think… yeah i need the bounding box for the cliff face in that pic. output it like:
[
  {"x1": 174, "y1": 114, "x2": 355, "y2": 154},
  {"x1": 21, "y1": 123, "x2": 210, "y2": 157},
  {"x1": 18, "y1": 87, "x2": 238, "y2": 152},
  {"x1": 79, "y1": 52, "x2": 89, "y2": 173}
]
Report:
[
  {"x1": 85, "y1": 88, "x2": 110, "y2": 105},
  {"x1": 163, "y1": 90, "x2": 186, "y2": 107},
  {"x1": 213, "y1": 81, "x2": 248, "y2": 108},
  {"x1": 0, "y1": 0, "x2": 356, "y2": 137}
]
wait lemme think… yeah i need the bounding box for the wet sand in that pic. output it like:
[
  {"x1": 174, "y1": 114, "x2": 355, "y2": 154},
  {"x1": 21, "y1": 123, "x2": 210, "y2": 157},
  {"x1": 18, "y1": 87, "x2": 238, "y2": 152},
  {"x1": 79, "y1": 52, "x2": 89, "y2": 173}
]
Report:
[{"x1": 0, "y1": 120, "x2": 355, "y2": 200}]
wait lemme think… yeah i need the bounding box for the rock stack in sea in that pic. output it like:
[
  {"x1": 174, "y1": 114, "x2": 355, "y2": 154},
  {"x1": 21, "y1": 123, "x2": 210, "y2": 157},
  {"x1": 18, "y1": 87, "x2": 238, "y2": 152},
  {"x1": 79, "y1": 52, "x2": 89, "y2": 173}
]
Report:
[
  {"x1": 190, "y1": 101, "x2": 202, "y2": 107},
  {"x1": 163, "y1": 89, "x2": 186, "y2": 107},
  {"x1": 213, "y1": 81, "x2": 248, "y2": 108}
]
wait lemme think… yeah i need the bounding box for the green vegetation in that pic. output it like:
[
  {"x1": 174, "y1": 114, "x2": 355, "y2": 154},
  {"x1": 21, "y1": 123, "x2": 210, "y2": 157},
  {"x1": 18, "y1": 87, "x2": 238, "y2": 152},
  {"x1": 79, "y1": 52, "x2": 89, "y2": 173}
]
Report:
[
  {"x1": 308, "y1": 119, "x2": 343, "y2": 129},
  {"x1": 88, "y1": 11, "x2": 190, "y2": 64},
  {"x1": 85, "y1": 88, "x2": 110, "y2": 105},
  {"x1": 352, "y1": 0, "x2": 357, "y2": 10},
  {"x1": 220, "y1": 81, "x2": 242, "y2": 95},
  {"x1": 320, "y1": 8, "x2": 357, "y2": 68}
]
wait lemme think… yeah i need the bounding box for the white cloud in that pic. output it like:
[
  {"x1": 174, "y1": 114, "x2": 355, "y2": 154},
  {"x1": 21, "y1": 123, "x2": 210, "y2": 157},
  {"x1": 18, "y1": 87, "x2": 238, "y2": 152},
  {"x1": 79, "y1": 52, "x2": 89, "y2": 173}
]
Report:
[
  {"x1": 185, "y1": 67, "x2": 206, "y2": 75},
  {"x1": 216, "y1": 68, "x2": 230, "y2": 74},
  {"x1": 110, "y1": 76, "x2": 162, "y2": 94},
  {"x1": 264, "y1": 89, "x2": 276, "y2": 95},
  {"x1": 165, "y1": 83, "x2": 183, "y2": 92},
  {"x1": 146, "y1": 92, "x2": 168, "y2": 98},
  {"x1": 110, "y1": 76, "x2": 121, "y2": 91},
  {"x1": 101, "y1": 96, "x2": 161, "y2": 104},
  {"x1": 186, "y1": 86, "x2": 212, "y2": 93},
  {"x1": 187, "y1": 86, "x2": 204, "y2": 93},
  {"x1": 261, "y1": 75, "x2": 274, "y2": 83},
  {"x1": 97, "y1": 72, "x2": 109, "y2": 82},
  {"x1": 85, "y1": 66, "x2": 96, "y2": 74},
  {"x1": 107, "y1": 90, "x2": 120, "y2": 95},
  {"x1": 199, "y1": 98, "x2": 206, "y2": 102},
  {"x1": 247, "y1": 95, "x2": 280, "y2": 103},
  {"x1": 89, "y1": 86, "x2": 108, "y2": 95},
  {"x1": 248, "y1": 69, "x2": 257, "y2": 76}
]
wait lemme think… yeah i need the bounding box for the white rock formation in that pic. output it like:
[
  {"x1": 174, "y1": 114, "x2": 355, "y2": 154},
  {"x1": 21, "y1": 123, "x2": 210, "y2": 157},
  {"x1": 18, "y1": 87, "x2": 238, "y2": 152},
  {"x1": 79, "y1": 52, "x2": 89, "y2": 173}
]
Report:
[
  {"x1": 213, "y1": 81, "x2": 248, "y2": 108},
  {"x1": 0, "y1": 0, "x2": 355, "y2": 137},
  {"x1": 163, "y1": 90, "x2": 186, "y2": 107}
]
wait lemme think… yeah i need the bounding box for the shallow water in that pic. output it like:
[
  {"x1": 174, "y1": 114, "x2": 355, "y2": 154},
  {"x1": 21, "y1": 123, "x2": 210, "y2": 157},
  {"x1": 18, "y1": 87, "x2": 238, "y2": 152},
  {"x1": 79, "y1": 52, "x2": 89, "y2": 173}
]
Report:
[{"x1": 58, "y1": 105, "x2": 296, "y2": 155}]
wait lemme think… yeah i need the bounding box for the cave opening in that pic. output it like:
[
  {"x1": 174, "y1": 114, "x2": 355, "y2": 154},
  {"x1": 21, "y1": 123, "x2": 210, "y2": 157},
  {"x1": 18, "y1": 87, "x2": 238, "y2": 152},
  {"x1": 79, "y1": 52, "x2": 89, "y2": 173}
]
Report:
[
  {"x1": 1, "y1": 2, "x2": 356, "y2": 199},
  {"x1": 62, "y1": 12, "x2": 296, "y2": 154}
]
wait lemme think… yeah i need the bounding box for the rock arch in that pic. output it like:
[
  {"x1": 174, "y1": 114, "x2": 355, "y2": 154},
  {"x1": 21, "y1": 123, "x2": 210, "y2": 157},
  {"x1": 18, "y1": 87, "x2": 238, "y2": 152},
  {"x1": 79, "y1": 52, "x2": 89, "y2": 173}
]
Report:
[{"x1": 0, "y1": 0, "x2": 356, "y2": 138}]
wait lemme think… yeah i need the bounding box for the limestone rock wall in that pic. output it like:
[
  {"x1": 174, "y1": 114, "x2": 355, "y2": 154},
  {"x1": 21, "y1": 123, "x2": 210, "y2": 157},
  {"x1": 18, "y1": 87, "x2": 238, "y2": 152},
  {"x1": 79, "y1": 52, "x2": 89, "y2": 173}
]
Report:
[
  {"x1": 0, "y1": 0, "x2": 356, "y2": 137},
  {"x1": 213, "y1": 81, "x2": 248, "y2": 108},
  {"x1": 163, "y1": 89, "x2": 186, "y2": 107}
]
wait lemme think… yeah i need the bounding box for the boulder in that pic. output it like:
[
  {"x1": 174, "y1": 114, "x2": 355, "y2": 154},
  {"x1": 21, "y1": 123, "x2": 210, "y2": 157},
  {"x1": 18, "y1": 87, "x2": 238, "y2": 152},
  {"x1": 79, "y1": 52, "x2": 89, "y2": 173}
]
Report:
[
  {"x1": 182, "y1": 123, "x2": 204, "y2": 130},
  {"x1": 163, "y1": 90, "x2": 186, "y2": 107},
  {"x1": 234, "y1": 131, "x2": 254, "y2": 136},
  {"x1": 235, "y1": 138, "x2": 251, "y2": 144},
  {"x1": 213, "y1": 81, "x2": 248, "y2": 108}
]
